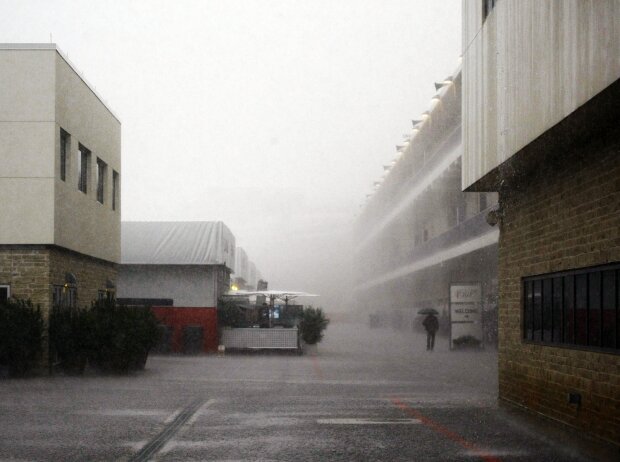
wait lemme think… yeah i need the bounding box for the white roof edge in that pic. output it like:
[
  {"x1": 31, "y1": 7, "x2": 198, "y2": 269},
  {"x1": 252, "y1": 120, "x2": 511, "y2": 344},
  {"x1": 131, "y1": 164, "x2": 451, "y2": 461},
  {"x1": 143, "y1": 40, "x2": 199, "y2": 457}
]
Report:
[{"x1": 0, "y1": 43, "x2": 121, "y2": 124}]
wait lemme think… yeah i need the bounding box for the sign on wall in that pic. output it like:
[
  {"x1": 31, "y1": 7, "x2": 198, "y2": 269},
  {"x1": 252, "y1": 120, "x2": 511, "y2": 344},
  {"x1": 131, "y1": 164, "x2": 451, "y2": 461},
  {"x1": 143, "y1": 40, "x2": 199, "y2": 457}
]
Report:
[{"x1": 449, "y1": 283, "x2": 483, "y2": 350}]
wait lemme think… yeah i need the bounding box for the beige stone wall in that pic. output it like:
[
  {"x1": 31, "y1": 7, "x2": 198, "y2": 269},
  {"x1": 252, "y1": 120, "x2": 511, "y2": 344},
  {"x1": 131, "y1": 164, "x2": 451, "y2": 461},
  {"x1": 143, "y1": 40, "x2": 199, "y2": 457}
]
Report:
[
  {"x1": 497, "y1": 130, "x2": 620, "y2": 445},
  {"x1": 0, "y1": 246, "x2": 50, "y2": 312},
  {"x1": 48, "y1": 247, "x2": 117, "y2": 310},
  {"x1": 0, "y1": 246, "x2": 117, "y2": 317}
]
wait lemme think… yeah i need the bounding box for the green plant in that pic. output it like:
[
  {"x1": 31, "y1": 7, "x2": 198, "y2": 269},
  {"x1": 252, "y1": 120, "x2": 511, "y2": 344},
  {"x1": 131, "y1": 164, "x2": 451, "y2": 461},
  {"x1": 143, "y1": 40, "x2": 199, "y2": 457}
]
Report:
[
  {"x1": 452, "y1": 335, "x2": 482, "y2": 348},
  {"x1": 298, "y1": 306, "x2": 329, "y2": 345},
  {"x1": 49, "y1": 304, "x2": 93, "y2": 375},
  {"x1": 0, "y1": 299, "x2": 44, "y2": 377},
  {"x1": 87, "y1": 299, "x2": 161, "y2": 374},
  {"x1": 217, "y1": 299, "x2": 245, "y2": 328}
]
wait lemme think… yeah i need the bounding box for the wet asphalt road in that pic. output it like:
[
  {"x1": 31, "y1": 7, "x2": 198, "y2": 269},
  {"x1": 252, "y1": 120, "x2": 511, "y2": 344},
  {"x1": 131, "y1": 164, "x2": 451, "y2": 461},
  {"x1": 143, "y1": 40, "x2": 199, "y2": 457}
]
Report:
[{"x1": 0, "y1": 323, "x2": 617, "y2": 461}]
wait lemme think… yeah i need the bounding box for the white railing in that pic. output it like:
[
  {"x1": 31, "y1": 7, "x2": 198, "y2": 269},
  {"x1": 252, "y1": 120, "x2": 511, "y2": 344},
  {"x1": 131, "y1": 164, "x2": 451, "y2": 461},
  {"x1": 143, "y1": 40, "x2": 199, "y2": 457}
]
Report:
[{"x1": 221, "y1": 328, "x2": 299, "y2": 350}]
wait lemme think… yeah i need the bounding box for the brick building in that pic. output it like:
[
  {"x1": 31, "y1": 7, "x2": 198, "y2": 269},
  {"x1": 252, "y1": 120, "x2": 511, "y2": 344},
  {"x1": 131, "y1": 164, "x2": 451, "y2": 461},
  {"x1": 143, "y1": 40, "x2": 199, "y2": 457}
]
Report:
[
  {"x1": 462, "y1": 1, "x2": 620, "y2": 445},
  {"x1": 353, "y1": 65, "x2": 499, "y2": 343},
  {"x1": 0, "y1": 44, "x2": 121, "y2": 315}
]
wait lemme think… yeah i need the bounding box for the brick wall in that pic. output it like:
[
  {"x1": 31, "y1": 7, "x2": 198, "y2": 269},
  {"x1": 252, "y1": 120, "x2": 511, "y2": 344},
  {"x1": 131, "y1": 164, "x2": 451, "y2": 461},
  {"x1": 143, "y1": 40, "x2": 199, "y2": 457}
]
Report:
[{"x1": 497, "y1": 129, "x2": 620, "y2": 445}]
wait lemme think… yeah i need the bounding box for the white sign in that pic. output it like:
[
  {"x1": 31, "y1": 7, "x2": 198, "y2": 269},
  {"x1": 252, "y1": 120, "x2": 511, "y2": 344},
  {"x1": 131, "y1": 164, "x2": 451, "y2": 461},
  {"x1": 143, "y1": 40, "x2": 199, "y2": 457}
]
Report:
[
  {"x1": 450, "y1": 302, "x2": 480, "y2": 322},
  {"x1": 449, "y1": 283, "x2": 483, "y2": 350},
  {"x1": 450, "y1": 284, "x2": 482, "y2": 303}
]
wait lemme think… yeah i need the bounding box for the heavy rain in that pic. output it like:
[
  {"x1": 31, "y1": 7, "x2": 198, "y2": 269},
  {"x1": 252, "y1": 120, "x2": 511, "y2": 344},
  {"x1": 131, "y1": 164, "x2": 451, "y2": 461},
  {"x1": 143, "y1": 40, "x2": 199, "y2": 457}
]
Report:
[{"x1": 1, "y1": 1, "x2": 619, "y2": 461}]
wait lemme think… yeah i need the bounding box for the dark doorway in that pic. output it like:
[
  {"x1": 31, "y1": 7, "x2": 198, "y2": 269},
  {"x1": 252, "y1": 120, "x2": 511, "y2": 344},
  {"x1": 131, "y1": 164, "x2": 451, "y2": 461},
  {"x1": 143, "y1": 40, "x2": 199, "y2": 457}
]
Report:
[{"x1": 182, "y1": 326, "x2": 204, "y2": 354}]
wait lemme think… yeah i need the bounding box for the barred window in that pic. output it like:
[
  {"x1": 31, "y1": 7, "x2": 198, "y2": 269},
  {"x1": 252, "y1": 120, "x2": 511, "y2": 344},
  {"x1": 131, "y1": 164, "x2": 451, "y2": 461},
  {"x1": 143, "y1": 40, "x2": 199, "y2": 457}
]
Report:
[
  {"x1": 523, "y1": 263, "x2": 619, "y2": 351},
  {"x1": 52, "y1": 285, "x2": 77, "y2": 308}
]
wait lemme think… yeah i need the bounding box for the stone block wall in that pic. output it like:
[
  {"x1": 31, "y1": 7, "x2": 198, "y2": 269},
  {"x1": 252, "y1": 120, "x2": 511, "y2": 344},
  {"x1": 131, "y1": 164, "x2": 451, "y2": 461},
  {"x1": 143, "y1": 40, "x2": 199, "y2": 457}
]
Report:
[
  {"x1": 0, "y1": 245, "x2": 117, "y2": 317},
  {"x1": 48, "y1": 247, "x2": 117, "y2": 311},
  {"x1": 0, "y1": 246, "x2": 50, "y2": 312},
  {"x1": 497, "y1": 129, "x2": 620, "y2": 445}
]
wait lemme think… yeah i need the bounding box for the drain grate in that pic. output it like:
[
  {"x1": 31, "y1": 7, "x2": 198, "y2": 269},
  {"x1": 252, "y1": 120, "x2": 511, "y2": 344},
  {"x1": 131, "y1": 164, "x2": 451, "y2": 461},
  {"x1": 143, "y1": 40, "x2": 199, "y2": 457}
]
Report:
[
  {"x1": 317, "y1": 418, "x2": 421, "y2": 425},
  {"x1": 129, "y1": 399, "x2": 204, "y2": 462}
]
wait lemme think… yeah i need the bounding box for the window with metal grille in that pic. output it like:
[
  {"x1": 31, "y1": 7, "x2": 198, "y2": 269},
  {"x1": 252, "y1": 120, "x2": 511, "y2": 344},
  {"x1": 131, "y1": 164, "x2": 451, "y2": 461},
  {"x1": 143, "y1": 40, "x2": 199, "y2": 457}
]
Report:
[
  {"x1": 522, "y1": 262, "x2": 619, "y2": 352},
  {"x1": 52, "y1": 285, "x2": 77, "y2": 308}
]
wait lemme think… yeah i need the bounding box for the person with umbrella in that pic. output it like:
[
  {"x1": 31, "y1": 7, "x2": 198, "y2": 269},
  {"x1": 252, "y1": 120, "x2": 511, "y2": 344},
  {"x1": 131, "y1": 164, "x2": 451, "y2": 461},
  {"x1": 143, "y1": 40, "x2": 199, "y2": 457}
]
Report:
[{"x1": 419, "y1": 308, "x2": 439, "y2": 351}]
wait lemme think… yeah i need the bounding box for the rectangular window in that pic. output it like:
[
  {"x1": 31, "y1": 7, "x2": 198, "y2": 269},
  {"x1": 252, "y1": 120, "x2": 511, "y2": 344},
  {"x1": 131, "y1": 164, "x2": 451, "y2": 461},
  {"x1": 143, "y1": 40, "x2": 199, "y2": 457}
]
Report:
[
  {"x1": 96, "y1": 158, "x2": 107, "y2": 204},
  {"x1": 0, "y1": 285, "x2": 10, "y2": 304},
  {"x1": 78, "y1": 144, "x2": 90, "y2": 194},
  {"x1": 112, "y1": 170, "x2": 119, "y2": 211},
  {"x1": 60, "y1": 129, "x2": 69, "y2": 181},
  {"x1": 523, "y1": 262, "x2": 620, "y2": 353}
]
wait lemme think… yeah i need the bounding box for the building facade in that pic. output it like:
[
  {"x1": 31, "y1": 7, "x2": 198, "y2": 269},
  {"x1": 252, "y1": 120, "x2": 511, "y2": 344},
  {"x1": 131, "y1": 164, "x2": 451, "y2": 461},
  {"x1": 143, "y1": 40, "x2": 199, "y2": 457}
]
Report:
[
  {"x1": 0, "y1": 44, "x2": 121, "y2": 315},
  {"x1": 462, "y1": 0, "x2": 620, "y2": 444},
  {"x1": 353, "y1": 67, "x2": 499, "y2": 344},
  {"x1": 118, "y1": 221, "x2": 237, "y2": 353}
]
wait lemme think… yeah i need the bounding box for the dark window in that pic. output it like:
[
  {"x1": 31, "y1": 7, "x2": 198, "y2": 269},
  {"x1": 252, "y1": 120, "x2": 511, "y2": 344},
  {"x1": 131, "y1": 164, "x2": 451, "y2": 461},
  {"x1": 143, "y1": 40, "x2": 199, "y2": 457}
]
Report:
[
  {"x1": 78, "y1": 144, "x2": 90, "y2": 194},
  {"x1": 602, "y1": 270, "x2": 616, "y2": 348},
  {"x1": 524, "y1": 280, "x2": 533, "y2": 340},
  {"x1": 53, "y1": 284, "x2": 77, "y2": 308},
  {"x1": 575, "y1": 274, "x2": 587, "y2": 345},
  {"x1": 96, "y1": 158, "x2": 107, "y2": 204},
  {"x1": 533, "y1": 280, "x2": 542, "y2": 341},
  {"x1": 542, "y1": 279, "x2": 552, "y2": 342},
  {"x1": 423, "y1": 229, "x2": 429, "y2": 242},
  {"x1": 60, "y1": 129, "x2": 69, "y2": 181},
  {"x1": 0, "y1": 285, "x2": 10, "y2": 304},
  {"x1": 523, "y1": 262, "x2": 619, "y2": 352},
  {"x1": 552, "y1": 277, "x2": 563, "y2": 343},
  {"x1": 563, "y1": 275, "x2": 575, "y2": 344},
  {"x1": 112, "y1": 170, "x2": 119, "y2": 211}
]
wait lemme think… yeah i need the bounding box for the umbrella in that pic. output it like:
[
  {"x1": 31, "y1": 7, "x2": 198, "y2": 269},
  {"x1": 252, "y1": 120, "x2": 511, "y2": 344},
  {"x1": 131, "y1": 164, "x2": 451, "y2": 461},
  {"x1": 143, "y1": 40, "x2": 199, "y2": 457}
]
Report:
[{"x1": 418, "y1": 308, "x2": 438, "y2": 315}]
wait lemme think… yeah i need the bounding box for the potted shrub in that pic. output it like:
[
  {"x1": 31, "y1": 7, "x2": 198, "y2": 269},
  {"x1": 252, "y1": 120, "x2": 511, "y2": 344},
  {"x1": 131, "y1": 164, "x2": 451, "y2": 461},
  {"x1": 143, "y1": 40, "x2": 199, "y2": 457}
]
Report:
[
  {"x1": 88, "y1": 299, "x2": 160, "y2": 374},
  {"x1": 49, "y1": 304, "x2": 92, "y2": 375},
  {"x1": 452, "y1": 335, "x2": 482, "y2": 349},
  {"x1": 298, "y1": 306, "x2": 329, "y2": 354},
  {"x1": 0, "y1": 299, "x2": 43, "y2": 377}
]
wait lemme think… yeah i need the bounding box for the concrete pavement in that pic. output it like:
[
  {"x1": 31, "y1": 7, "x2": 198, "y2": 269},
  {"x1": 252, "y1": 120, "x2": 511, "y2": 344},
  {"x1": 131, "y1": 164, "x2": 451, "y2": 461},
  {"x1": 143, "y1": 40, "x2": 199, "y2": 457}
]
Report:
[{"x1": 0, "y1": 322, "x2": 617, "y2": 461}]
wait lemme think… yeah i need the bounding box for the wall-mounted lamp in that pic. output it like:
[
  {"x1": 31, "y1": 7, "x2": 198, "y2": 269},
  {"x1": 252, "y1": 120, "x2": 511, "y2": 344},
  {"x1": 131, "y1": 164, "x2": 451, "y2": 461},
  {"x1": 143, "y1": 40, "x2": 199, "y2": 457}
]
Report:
[{"x1": 434, "y1": 79, "x2": 453, "y2": 91}]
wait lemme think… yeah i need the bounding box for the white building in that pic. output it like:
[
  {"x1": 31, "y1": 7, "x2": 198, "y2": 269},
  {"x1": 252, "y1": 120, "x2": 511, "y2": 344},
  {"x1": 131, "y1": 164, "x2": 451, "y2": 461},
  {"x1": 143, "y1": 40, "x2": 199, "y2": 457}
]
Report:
[{"x1": 0, "y1": 43, "x2": 121, "y2": 312}]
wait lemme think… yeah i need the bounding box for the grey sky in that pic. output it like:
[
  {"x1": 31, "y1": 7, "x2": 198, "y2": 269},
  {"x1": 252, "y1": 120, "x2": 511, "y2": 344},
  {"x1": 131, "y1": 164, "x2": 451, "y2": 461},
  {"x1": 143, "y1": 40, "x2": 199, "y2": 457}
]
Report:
[{"x1": 1, "y1": 0, "x2": 461, "y2": 299}]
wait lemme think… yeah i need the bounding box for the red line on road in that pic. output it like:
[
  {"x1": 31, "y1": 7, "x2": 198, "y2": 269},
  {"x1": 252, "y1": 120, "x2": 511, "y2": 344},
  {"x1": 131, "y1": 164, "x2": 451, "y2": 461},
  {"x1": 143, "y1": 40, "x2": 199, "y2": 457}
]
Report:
[
  {"x1": 390, "y1": 397, "x2": 501, "y2": 462},
  {"x1": 311, "y1": 355, "x2": 324, "y2": 380}
]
